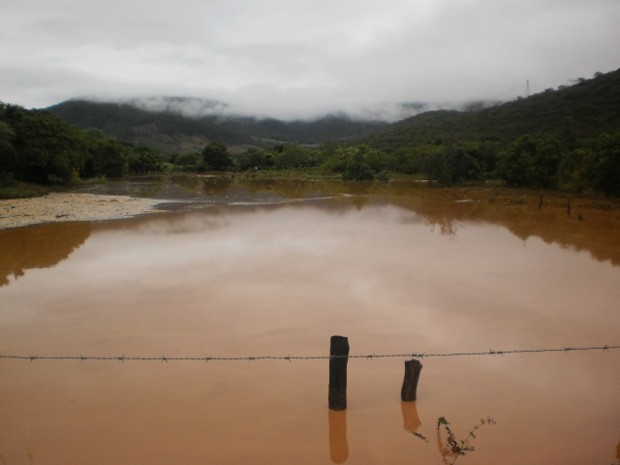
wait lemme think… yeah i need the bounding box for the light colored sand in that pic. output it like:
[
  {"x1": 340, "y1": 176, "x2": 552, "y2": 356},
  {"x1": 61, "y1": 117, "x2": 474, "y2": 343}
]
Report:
[{"x1": 0, "y1": 192, "x2": 162, "y2": 230}]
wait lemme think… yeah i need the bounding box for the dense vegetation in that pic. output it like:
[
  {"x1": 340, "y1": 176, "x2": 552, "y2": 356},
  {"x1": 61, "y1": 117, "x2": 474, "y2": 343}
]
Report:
[
  {"x1": 363, "y1": 69, "x2": 620, "y2": 195},
  {"x1": 2, "y1": 68, "x2": 619, "y2": 196},
  {"x1": 0, "y1": 103, "x2": 163, "y2": 193}
]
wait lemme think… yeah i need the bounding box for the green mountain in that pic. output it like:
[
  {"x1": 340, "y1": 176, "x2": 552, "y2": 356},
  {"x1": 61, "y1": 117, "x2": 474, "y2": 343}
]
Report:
[
  {"x1": 366, "y1": 69, "x2": 620, "y2": 152},
  {"x1": 47, "y1": 99, "x2": 388, "y2": 155}
]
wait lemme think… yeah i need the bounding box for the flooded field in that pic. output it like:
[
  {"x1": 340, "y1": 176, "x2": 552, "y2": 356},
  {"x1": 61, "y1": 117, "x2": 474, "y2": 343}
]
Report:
[{"x1": 1, "y1": 176, "x2": 619, "y2": 465}]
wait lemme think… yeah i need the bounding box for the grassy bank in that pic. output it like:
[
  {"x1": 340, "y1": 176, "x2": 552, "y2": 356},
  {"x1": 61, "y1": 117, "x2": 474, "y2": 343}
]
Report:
[{"x1": 0, "y1": 182, "x2": 48, "y2": 199}]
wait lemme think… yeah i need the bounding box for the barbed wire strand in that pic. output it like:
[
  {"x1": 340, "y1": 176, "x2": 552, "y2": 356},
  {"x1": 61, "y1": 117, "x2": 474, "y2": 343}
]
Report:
[{"x1": 0, "y1": 344, "x2": 618, "y2": 363}]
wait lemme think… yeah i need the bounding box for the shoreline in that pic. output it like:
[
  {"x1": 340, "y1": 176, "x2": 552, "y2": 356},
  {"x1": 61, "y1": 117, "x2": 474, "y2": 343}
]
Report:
[
  {"x1": 1, "y1": 183, "x2": 618, "y2": 231},
  {"x1": 0, "y1": 192, "x2": 163, "y2": 230}
]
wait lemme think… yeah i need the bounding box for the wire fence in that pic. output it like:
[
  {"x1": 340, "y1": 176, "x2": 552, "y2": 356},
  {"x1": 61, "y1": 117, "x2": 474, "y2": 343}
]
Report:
[{"x1": 0, "y1": 344, "x2": 618, "y2": 363}]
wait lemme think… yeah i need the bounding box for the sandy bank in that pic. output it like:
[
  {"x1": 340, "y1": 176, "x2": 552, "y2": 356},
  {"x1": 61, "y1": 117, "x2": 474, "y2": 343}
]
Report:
[{"x1": 0, "y1": 193, "x2": 162, "y2": 230}]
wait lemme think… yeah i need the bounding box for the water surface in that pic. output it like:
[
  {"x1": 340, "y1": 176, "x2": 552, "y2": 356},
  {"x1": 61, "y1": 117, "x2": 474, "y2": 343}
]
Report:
[{"x1": 1, "y1": 178, "x2": 619, "y2": 465}]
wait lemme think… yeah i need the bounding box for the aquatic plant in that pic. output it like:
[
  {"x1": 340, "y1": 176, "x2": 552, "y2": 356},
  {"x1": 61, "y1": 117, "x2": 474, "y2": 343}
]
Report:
[
  {"x1": 436, "y1": 416, "x2": 496, "y2": 465},
  {"x1": 408, "y1": 415, "x2": 495, "y2": 464}
]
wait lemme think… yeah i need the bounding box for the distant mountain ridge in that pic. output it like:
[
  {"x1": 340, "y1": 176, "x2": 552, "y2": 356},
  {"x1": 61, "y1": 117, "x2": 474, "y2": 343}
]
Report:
[
  {"x1": 366, "y1": 69, "x2": 620, "y2": 152},
  {"x1": 47, "y1": 69, "x2": 619, "y2": 157},
  {"x1": 48, "y1": 98, "x2": 389, "y2": 155}
]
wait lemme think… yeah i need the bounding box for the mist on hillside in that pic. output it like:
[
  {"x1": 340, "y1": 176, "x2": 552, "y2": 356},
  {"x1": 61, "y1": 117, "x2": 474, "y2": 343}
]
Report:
[{"x1": 68, "y1": 95, "x2": 503, "y2": 123}]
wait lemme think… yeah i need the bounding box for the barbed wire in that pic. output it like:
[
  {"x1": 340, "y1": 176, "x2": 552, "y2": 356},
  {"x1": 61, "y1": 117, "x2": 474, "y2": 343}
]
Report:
[{"x1": 0, "y1": 344, "x2": 618, "y2": 363}]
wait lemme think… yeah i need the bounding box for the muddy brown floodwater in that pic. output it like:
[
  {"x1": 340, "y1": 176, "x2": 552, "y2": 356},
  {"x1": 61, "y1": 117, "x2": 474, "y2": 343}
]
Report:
[{"x1": 1, "y1": 177, "x2": 619, "y2": 465}]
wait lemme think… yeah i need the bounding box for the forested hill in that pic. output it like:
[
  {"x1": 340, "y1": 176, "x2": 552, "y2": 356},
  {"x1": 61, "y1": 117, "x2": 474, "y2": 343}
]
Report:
[
  {"x1": 366, "y1": 68, "x2": 620, "y2": 152},
  {"x1": 48, "y1": 99, "x2": 388, "y2": 155},
  {"x1": 48, "y1": 100, "x2": 246, "y2": 155}
]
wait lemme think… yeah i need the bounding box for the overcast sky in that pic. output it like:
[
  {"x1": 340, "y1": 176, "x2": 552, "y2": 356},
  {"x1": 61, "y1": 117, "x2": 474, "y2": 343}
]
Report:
[{"x1": 1, "y1": 0, "x2": 619, "y2": 120}]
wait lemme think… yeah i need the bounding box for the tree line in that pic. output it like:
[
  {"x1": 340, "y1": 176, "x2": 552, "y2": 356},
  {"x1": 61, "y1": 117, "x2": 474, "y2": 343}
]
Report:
[
  {"x1": 176, "y1": 121, "x2": 619, "y2": 196},
  {"x1": 172, "y1": 141, "x2": 390, "y2": 182},
  {"x1": 0, "y1": 103, "x2": 163, "y2": 188},
  {"x1": 2, "y1": 91, "x2": 619, "y2": 197},
  {"x1": 366, "y1": 117, "x2": 620, "y2": 196}
]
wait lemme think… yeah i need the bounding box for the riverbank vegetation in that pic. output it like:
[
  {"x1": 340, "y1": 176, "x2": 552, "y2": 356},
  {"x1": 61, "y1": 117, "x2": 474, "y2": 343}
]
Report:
[
  {"x1": 0, "y1": 103, "x2": 165, "y2": 188},
  {"x1": 1, "y1": 69, "x2": 618, "y2": 196}
]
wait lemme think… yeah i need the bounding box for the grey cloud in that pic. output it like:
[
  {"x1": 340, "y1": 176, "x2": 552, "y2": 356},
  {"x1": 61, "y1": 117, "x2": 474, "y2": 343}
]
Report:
[{"x1": 1, "y1": 0, "x2": 618, "y2": 119}]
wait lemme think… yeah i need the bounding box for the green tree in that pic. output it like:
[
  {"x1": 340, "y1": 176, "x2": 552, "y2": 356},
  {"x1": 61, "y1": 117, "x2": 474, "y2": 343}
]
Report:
[
  {"x1": 558, "y1": 148, "x2": 587, "y2": 192},
  {"x1": 237, "y1": 148, "x2": 273, "y2": 171},
  {"x1": 530, "y1": 138, "x2": 561, "y2": 189},
  {"x1": 0, "y1": 120, "x2": 16, "y2": 176},
  {"x1": 363, "y1": 145, "x2": 389, "y2": 172},
  {"x1": 271, "y1": 144, "x2": 322, "y2": 170},
  {"x1": 10, "y1": 108, "x2": 87, "y2": 183},
  {"x1": 174, "y1": 152, "x2": 202, "y2": 171},
  {"x1": 202, "y1": 141, "x2": 233, "y2": 171},
  {"x1": 560, "y1": 116, "x2": 579, "y2": 151},
  {"x1": 585, "y1": 132, "x2": 620, "y2": 196},
  {"x1": 343, "y1": 152, "x2": 374, "y2": 181},
  {"x1": 82, "y1": 130, "x2": 129, "y2": 178},
  {"x1": 441, "y1": 144, "x2": 484, "y2": 184},
  {"x1": 424, "y1": 150, "x2": 451, "y2": 184},
  {"x1": 0, "y1": 120, "x2": 14, "y2": 153},
  {"x1": 497, "y1": 136, "x2": 536, "y2": 186},
  {"x1": 390, "y1": 147, "x2": 419, "y2": 174},
  {"x1": 321, "y1": 146, "x2": 353, "y2": 174},
  {"x1": 322, "y1": 144, "x2": 389, "y2": 180},
  {"x1": 128, "y1": 147, "x2": 163, "y2": 174}
]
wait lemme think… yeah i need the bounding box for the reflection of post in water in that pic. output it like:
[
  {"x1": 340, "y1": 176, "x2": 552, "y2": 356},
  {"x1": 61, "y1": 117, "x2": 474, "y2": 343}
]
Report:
[
  {"x1": 401, "y1": 401, "x2": 422, "y2": 433},
  {"x1": 328, "y1": 409, "x2": 349, "y2": 464}
]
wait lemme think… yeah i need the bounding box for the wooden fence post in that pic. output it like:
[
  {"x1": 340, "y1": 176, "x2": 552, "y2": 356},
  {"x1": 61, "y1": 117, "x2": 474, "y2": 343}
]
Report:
[
  {"x1": 401, "y1": 359, "x2": 423, "y2": 402},
  {"x1": 329, "y1": 335, "x2": 349, "y2": 410}
]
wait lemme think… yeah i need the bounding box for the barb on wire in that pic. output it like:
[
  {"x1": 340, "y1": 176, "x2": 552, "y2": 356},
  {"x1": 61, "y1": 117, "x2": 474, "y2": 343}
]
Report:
[{"x1": 0, "y1": 344, "x2": 618, "y2": 364}]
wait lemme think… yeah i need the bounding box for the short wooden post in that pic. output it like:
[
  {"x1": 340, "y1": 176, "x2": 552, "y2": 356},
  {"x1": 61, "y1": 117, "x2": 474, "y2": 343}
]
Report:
[
  {"x1": 401, "y1": 359, "x2": 423, "y2": 402},
  {"x1": 329, "y1": 335, "x2": 349, "y2": 410}
]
